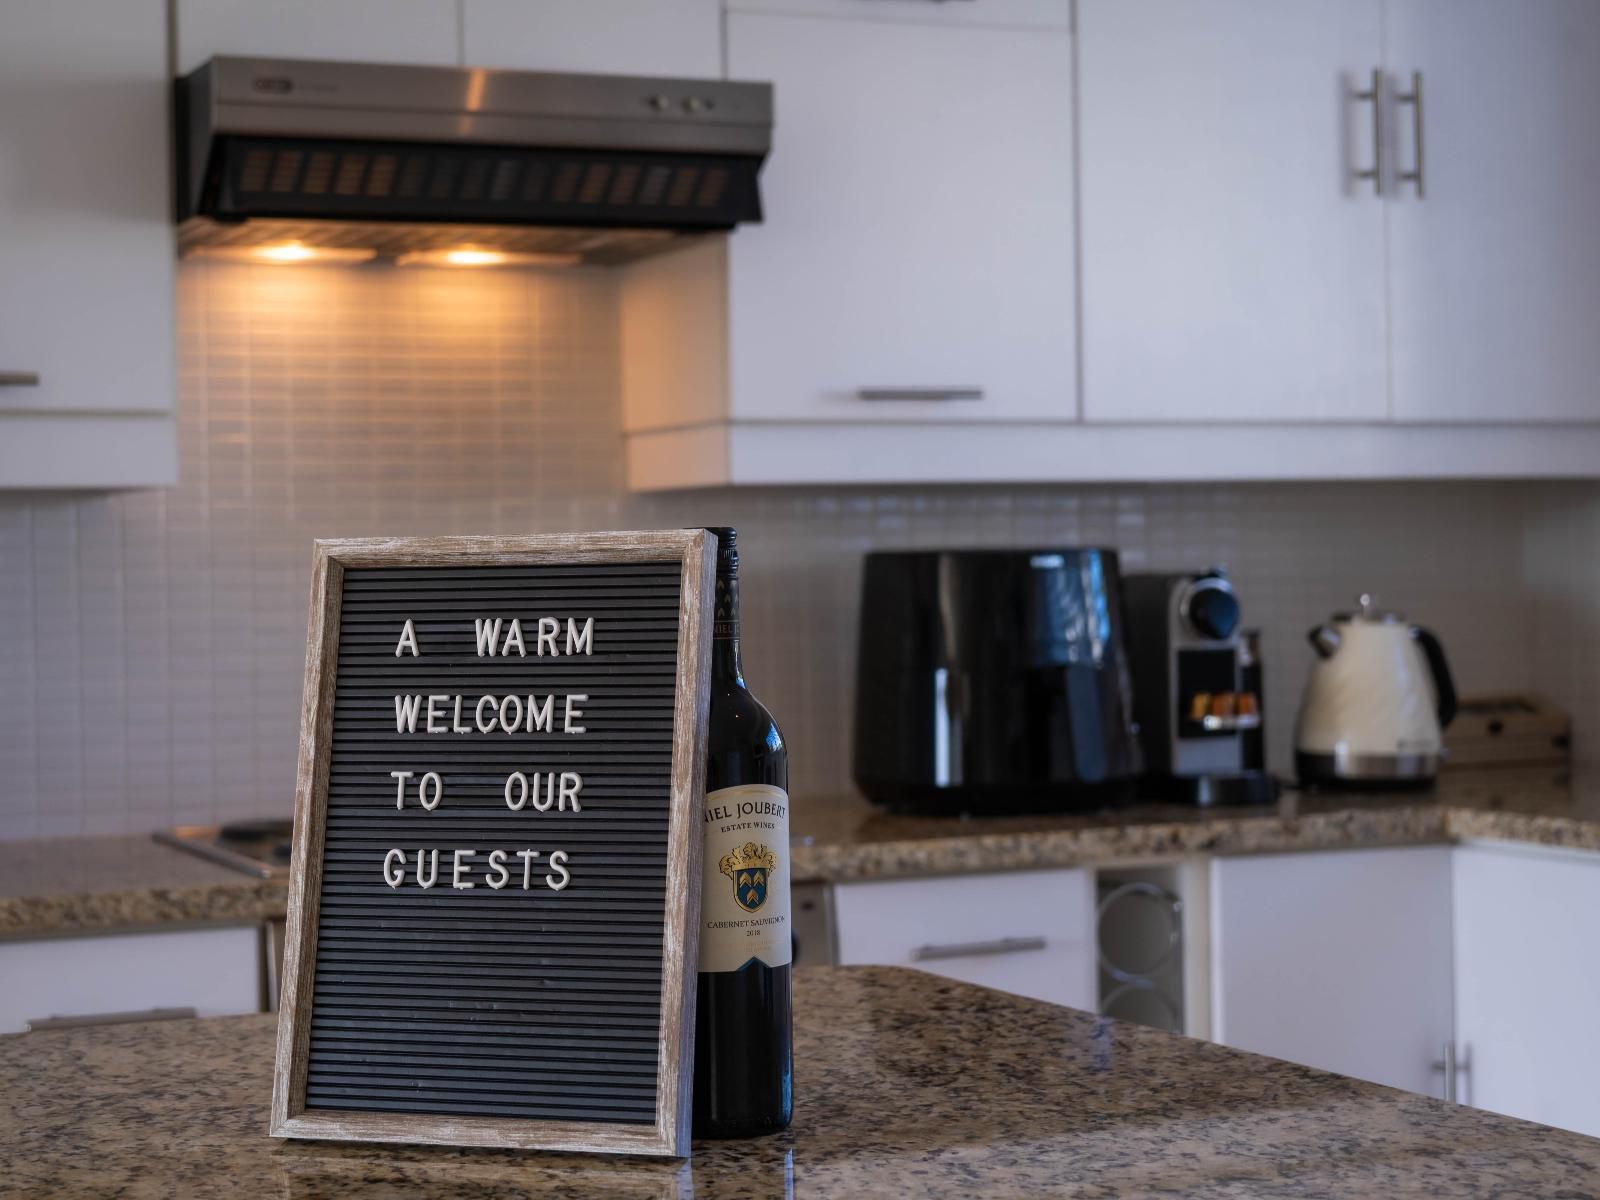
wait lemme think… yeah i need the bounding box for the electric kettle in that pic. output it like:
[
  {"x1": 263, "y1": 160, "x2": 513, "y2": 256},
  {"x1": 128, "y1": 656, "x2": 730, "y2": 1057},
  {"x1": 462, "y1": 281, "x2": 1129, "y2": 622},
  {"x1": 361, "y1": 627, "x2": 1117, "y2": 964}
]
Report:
[{"x1": 1294, "y1": 595, "x2": 1457, "y2": 787}]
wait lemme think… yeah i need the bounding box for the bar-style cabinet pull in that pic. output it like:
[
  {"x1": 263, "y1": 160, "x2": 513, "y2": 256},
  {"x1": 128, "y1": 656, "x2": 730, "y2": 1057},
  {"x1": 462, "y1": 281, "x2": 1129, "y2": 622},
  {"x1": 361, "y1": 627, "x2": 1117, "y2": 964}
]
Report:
[
  {"x1": 1353, "y1": 67, "x2": 1384, "y2": 195},
  {"x1": 1395, "y1": 71, "x2": 1425, "y2": 198},
  {"x1": 1431, "y1": 1040, "x2": 1470, "y2": 1103},
  {"x1": 0, "y1": 371, "x2": 41, "y2": 386},
  {"x1": 912, "y1": 935, "x2": 1047, "y2": 962},
  {"x1": 857, "y1": 387, "x2": 984, "y2": 402}
]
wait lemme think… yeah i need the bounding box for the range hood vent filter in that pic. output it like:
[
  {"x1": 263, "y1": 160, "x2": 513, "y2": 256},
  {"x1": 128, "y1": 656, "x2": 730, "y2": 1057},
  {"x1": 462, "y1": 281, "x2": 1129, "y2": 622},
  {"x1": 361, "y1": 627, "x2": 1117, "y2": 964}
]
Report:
[{"x1": 205, "y1": 136, "x2": 760, "y2": 229}]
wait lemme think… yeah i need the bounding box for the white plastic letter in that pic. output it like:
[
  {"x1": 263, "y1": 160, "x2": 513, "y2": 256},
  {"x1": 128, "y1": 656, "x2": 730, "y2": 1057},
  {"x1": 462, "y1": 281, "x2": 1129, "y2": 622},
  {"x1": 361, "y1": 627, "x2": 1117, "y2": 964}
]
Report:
[
  {"x1": 563, "y1": 694, "x2": 587, "y2": 735},
  {"x1": 528, "y1": 694, "x2": 553, "y2": 733},
  {"x1": 504, "y1": 771, "x2": 529, "y2": 811},
  {"x1": 394, "y1": 694, "x2": 422, "y2": 734},
  {"x1": 499, "y1": 694, "x2": 523, "y2": 734},
  {"x1": 417, "y1": 849, "x2": 439, "y2": 889},
  {"x1": 531, "y1": 772, "x2": 554, "y2": 813},
  {"x1": 565, "y1": 617, "x2": 594, "y2": 657},
  {"x1": 475, "y1": 618, "x2": 503, "y2": 657},
  {"x1": 452, "y1": 849, "x2": 477, "y2": 889},
  {"x1": 390, "y1": 770, "x2": 414, "y2": 810},
  {"x1": 395, "y1": 618, "x2": 419, "y2": 657},
  {"x1": 419, "y1": 771, "x2": 443, "y2": 811},
  {"x1": 475, "y1": 695, "x2": 498, "y2": 734},
  {"x1": 537, "y1": 617, "x2": 560, "y2": 657},
  {"x1": 426, "y1": 695, "x2": 447, "y2": 733},
  {"x1": 383, "y1": 848, "x2": 405, "y2": 887},
  {"x1": 485, "y1": 849, "x2": 509, "y2": 889},
  {"x1": 558, "y1": 772, "x2": 583, "y2": 812},
  {"x1": 546, "y1": 849, "x2": 571, "y2": 892},
  {"x1": 452, "y1": 696, "x2": 470, "y2": 734},
  {"x1": 502, "y1": 619, "x2": 526, "y2": 657},
  {"x1": 517, "y1": 848, "x2": 541, "y2": 889}
]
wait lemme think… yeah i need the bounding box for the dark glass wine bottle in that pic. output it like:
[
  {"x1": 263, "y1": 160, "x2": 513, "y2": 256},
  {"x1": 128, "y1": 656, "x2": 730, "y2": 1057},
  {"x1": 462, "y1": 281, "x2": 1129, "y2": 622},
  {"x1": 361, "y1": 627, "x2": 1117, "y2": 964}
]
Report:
[{"x1": 692, "y1": 526, "x2": 793, "y2": 1139}]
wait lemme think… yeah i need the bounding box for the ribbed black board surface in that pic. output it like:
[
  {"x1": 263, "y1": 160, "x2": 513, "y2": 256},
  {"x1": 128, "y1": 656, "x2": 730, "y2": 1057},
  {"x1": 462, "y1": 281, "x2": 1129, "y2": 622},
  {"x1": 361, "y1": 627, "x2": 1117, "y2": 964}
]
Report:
[{"x1": 305, "y1": 563, "x2": 682, "y2": 1123}]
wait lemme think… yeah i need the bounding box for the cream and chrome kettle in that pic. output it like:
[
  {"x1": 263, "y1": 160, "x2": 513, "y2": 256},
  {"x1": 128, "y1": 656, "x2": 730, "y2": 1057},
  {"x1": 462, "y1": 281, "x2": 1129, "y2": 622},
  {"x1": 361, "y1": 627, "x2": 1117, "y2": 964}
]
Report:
[{"x1": 1294, "y1": 595, "x2": 1457, "y2": 786}]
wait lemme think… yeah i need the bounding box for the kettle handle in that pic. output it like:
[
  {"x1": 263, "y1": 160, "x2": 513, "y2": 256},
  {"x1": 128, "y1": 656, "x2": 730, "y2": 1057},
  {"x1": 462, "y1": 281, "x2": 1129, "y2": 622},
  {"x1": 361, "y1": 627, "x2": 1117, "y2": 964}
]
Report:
[{"x1": 1412, "y1": 627, "x2": 1458, "y2": 728}]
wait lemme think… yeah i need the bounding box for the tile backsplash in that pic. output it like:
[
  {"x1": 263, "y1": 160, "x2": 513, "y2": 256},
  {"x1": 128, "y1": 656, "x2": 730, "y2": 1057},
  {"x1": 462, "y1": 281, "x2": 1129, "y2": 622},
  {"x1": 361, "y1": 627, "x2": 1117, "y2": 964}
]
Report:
[{"x1": 0, "y1": 260, "x2": 1579, "y2": 838}]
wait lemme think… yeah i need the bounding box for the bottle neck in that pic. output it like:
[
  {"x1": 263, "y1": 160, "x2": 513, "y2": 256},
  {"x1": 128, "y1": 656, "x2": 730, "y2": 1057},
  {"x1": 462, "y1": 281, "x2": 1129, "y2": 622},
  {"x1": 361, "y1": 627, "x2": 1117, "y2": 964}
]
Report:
[{"x1": 712, "y1": 571, "x2": 744, "y2": 683}]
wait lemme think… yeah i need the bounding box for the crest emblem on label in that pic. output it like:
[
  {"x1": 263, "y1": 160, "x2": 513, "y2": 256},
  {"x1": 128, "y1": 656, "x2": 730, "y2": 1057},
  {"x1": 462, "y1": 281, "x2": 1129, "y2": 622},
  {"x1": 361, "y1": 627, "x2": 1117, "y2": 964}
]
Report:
[{"x1": 719, "y1": 841, "x2": 777, "y2": 913}]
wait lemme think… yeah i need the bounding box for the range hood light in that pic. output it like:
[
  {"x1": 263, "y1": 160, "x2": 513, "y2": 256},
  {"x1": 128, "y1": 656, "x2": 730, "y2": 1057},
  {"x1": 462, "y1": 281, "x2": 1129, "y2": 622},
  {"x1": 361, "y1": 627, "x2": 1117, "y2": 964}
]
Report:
[
  {"x1": 393, "y1": 248, "x2": 583, "y2": 269},
  {"x1": 188, "y1": 242, "x2": 377, "y2": 265}
]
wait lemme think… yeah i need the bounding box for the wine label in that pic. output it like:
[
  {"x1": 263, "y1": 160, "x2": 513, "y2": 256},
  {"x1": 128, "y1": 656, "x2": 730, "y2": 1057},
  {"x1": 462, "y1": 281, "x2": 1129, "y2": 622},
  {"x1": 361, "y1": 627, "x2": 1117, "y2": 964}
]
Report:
[{"x1": 699, "y1": 783, "x2": 791, "y2": 973}]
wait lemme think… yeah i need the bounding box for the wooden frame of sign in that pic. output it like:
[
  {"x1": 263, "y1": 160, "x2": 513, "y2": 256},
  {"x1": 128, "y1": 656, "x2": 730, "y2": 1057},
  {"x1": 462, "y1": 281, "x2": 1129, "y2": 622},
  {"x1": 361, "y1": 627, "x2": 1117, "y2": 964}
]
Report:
[{"x1": 269, "y1": 530, "x2": 715, "y2": 1157}]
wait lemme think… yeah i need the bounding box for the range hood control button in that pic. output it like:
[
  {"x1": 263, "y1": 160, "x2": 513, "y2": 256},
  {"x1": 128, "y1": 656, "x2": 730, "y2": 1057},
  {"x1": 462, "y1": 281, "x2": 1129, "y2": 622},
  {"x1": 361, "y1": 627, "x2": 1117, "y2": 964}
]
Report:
[
  {"x1": 646, "y1": 94, "x2": 672, "y2": 112},
  {"x1": 683, "y1": 96, "x2": 715, "y2": 114}
]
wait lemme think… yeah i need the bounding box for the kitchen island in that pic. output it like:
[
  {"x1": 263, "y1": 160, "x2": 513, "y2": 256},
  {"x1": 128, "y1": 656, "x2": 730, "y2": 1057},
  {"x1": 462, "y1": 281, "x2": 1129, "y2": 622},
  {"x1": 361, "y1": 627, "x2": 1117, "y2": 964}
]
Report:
[{"x1": 4, "y1": 966, "x2": 1597, "y2": 1199}]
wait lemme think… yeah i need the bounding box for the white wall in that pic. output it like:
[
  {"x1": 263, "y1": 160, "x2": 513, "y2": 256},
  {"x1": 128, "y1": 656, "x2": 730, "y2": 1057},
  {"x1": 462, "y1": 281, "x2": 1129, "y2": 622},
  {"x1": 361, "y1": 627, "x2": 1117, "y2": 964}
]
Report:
[{"x1": 0, "y1": 261, "x2": 1543, "y2": 837}]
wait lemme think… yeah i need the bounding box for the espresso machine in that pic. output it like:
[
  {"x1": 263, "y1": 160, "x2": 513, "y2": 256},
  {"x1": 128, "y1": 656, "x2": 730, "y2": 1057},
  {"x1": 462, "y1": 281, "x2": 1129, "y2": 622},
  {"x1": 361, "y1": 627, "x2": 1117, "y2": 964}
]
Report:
[{"x1": 1123, "y1": 569, "x2": 1278, "y2": 806}]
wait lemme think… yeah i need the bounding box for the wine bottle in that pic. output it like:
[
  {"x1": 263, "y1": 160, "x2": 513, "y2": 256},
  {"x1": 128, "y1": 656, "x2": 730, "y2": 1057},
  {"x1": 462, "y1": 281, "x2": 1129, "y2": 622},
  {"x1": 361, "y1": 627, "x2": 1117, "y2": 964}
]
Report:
[{"x1": 692, "y1": 526, "x2": 794, "y2": 1138}]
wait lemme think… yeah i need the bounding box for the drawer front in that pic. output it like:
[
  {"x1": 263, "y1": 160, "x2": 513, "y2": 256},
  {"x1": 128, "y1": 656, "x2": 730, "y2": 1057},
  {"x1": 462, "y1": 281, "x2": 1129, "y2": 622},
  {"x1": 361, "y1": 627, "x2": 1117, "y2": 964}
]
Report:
[
  {"x1": 0, "y1": 926, "x2": 261, "y2": 1034},
  {"x1": 726, "y1": 0, "x2": 1069, "y2": 30},
  {"x1": 834, "y1": 869, "x2": 1095, "y2": 1009}
]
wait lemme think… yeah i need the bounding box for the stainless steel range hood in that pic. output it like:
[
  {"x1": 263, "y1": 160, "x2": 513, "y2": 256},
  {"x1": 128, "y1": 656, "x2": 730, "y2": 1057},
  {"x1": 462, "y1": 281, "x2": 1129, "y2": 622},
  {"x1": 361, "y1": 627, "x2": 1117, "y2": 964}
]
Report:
[{"x1": 175, "y1": 57, "x2": 773, "y2": 265}]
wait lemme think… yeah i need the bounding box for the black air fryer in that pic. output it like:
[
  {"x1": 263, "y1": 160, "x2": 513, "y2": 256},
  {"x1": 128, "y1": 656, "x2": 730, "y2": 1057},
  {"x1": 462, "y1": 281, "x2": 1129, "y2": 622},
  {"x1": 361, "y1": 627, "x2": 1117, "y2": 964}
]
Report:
[{"x1": 852, "y1": 549, "x2": 1143, "y2": 816}]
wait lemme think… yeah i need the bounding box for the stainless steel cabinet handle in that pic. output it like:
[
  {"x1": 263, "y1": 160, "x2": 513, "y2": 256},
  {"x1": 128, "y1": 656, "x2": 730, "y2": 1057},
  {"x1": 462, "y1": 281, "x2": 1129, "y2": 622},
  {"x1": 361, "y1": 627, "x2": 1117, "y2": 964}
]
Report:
[
  {"x1": 857, "y1": 387, "x2": 984, "y2": 402},
  {"x1": 1431, "y1": 1040, "x2": 1470, "y2": 1103},
  {"x1": 1431, "y1": 1041, "x2": 1456, "y2": 1102},
  {"x1": 28, "y1": 1006, "x2": 196, "y2": 1032},
  {"x1": 0, "y1": 371, "x2": 41, "y2": 386},
  {"x1": 912, "y1": 935, "x2": 1046, "y2": 962},
  {"x1": 1353, "y1": 67, "x2": 1384, "y2": 195},
  {"x1": 1396, "y1": 71, "x2": 1425, "y2": 198}
]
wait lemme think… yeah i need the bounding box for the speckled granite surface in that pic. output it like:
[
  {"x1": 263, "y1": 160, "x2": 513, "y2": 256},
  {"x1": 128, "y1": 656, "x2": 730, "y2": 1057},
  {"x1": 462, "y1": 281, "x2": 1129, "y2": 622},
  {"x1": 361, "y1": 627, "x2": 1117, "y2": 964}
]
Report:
[
  {"x1": 789, "y1": 766, "x2": 1600, "y2": 881},
  {"x1": 6, "y1": 768, "x2": 1599, "y2": 939},
  {"x1": 0, "y1": 835, "x2": 285, "y2": 938},
  {"x1": 4, "y1": 966, "x2": 1597, "y2": 1199}
]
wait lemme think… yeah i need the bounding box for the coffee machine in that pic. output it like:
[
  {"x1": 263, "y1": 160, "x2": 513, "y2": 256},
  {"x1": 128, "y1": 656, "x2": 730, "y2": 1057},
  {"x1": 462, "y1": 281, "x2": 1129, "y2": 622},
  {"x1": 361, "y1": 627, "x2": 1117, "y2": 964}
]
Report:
[{"x1": 1123, "y1": 569, "x2": 1278, "y2": 806}]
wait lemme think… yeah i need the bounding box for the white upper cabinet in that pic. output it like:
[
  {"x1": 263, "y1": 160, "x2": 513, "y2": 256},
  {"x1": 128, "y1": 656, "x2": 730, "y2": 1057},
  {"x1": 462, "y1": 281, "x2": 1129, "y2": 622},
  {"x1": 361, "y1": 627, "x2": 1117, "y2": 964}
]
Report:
[
  {"x1": 722, "y1": 11, "x2": 1076, "y2": 424},
  {"x1": 1454, "y1": 844, "x2": 1600, "y2": 1136},
  {"x1": 462, "y1": 1, "x2": 722, "y2": 78},
  {"x1": 175, "y1": 0, "x2": 462, "y2": 73},
  {"x1": 0, "y1": 0, "x2": 176, "y2": 488},
  {"x1": 1078, "y1": 0, "x2": 1388, "y2": 423},
  {"x1": 726, "y1": 0, "x2": 1069, "y2": 30},
  {"x1": 1386, "y1": 0, "x2": 1600, "y2": 422},
  {"x1": 1211, "y1": 847, "x2": 1455, "y2": 1097}
]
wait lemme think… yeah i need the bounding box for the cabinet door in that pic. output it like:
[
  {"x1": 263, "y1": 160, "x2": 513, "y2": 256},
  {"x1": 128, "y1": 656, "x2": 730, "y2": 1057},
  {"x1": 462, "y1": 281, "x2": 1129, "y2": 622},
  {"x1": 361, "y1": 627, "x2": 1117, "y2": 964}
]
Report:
[
  {"x1": 175, "y1": 0, "x2": 461, "y2": 73},
  {"x1": 0, "y1": 926, "x2": 261, "y2": 1033},
  {"x1": 725, "y1": 13, "x2": 1075, "y2": 423},
  {"x1": 1211, "y1": 847, "x2": 1454, "y2": 1096},
  {"x1": 727, "y1": 0, "x2": 1069, "y2": 30},
  {"x1": 463, "y1": 0, "x2": 721, "y2": 78},
  {"x1": 1078, "y1": 0, "x2": 1388, "y2": 422},
  {"x1": 1387, "y1": 0, "x2": 1600, "y2": 422},
  {"x1": 0, "y1": 0, "x2": 177, "y2": 487},
  {"x1": 834, "y1": 869, "x2": 1096, "y2": 1009},
  {"x1": 1454, "y1": 844, "x2": 1600, "y2": 1136}
]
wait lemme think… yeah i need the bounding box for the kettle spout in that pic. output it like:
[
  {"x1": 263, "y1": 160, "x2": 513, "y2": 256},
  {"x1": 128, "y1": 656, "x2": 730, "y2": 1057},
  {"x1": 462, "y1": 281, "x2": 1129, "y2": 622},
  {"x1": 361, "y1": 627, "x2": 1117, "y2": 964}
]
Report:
[{"x1": 1307, "y1": 624, "x2": 1342, "y2": 659}]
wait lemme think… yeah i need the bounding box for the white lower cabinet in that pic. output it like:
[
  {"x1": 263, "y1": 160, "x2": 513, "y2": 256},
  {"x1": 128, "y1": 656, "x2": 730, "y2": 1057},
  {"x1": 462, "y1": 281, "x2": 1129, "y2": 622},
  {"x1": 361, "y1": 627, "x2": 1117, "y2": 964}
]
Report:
[
  {"x1": 833, "y1": 869, "x2": 1096, "y2": 1010},
  {"x1": 1210, "y1": 846, "x2": 1455, "y2": 1097},
  {"x1": 1453, "y1": 843, "x2": 1600, "y2": 1137},
  {"x1": 0, "y1": 926, "x2": 262, "y2": 1034}
]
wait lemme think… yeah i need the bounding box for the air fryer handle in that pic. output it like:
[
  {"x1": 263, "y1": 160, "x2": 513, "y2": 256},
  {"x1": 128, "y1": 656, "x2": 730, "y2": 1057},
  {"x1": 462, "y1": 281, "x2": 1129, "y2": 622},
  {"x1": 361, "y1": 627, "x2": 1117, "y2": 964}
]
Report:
[{"x1": 1412, "y1": 626, "x2": 1457, "y2": 728}]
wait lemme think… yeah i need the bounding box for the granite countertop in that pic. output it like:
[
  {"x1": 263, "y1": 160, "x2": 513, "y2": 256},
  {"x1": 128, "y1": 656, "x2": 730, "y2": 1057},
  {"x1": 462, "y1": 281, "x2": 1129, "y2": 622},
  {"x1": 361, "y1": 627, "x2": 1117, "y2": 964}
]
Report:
[
  {"x1": 6, "y1": 766, "x2": 1598, "y2": 939},
  {"x1": 5, "y1": 965, "x2": 1597, "y2": 1198},
  {"x1": 0, "y1": 834, "x2": 286, "y2": 939}
]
